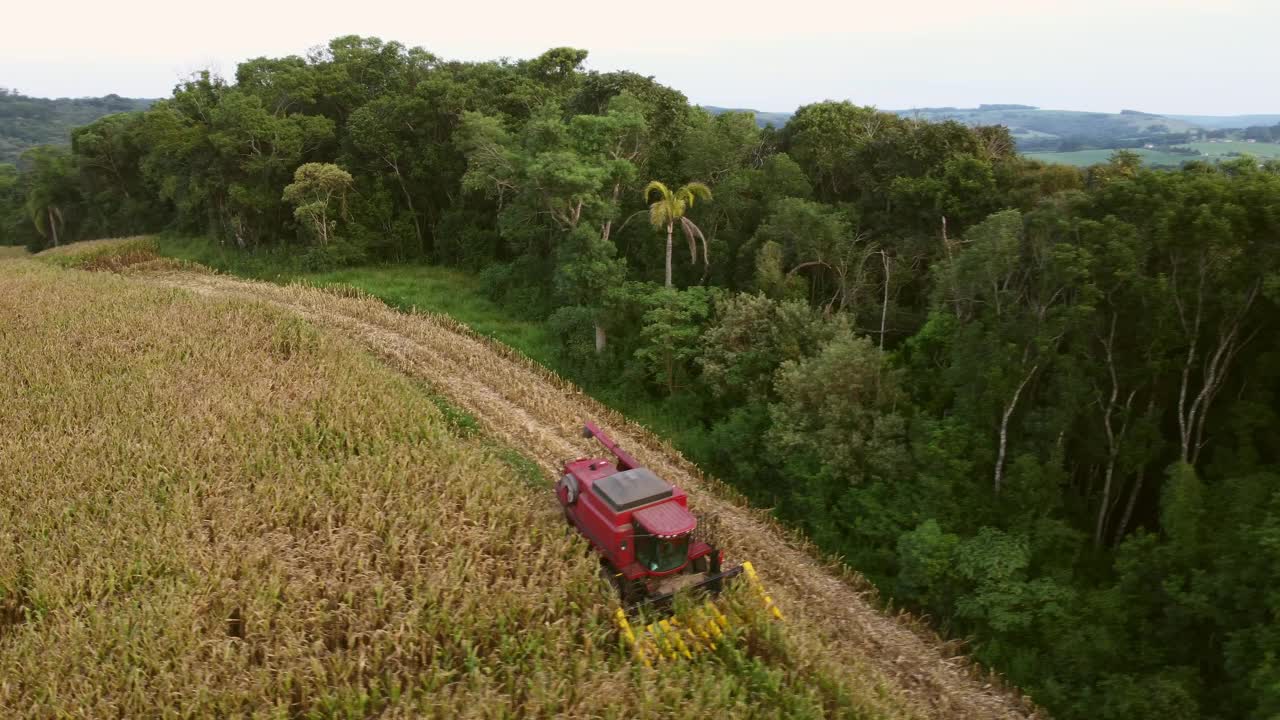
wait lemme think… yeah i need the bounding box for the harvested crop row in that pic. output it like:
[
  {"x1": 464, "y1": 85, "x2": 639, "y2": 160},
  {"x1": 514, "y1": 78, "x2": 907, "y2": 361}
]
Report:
[
  {"x1": 138, "y1": 264, "x2": 1040, "y2": 720},
  {"x1": 0, "y1": 257, "x2": 900, "y2": 718}
]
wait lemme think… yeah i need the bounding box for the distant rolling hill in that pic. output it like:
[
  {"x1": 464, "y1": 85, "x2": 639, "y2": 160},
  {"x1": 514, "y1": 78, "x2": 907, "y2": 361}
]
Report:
[
  {"x1": 1164, "y1": 113, "x2": 1280, "y2": 130},
  {"x1": 0, "y1": 91, "x2": 154, "y2": 165},
  {"x1": 700, "y1": 106, "x2": 794, "y2": 128},
  {"x1": 892, "y1": 105, "x2": 1200, "y2": 146},
  {"x1": 704, "y1": 103, "x2": 1278, "y2": 148}
]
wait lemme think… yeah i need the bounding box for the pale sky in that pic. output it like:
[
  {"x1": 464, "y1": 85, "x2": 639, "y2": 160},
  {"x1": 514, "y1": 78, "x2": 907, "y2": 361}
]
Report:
[{"x1": 2, "y1": 0, "x2": 1275, "y2": 115}]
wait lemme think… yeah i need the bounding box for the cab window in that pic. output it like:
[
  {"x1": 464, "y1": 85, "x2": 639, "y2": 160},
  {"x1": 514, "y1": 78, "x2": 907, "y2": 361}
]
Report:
[{"x1": 635, "y1": 534, "x2": 689, "y2": 573}]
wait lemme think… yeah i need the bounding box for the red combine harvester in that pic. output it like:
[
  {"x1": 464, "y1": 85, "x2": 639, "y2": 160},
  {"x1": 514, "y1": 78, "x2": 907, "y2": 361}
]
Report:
[{"x1": 557, "y1": 421, "x2": 743, "y2": 610}]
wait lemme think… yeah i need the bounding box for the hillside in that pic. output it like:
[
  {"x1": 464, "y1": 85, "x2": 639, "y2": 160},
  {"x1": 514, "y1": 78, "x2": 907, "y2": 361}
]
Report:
[
  {"x1": 0, "y1": 240, "x2": 1038, "y2": 718},
  {"x1": 0, "y1": 90, "x2": 152, "y2": 164},
  {"x1": 700, "y1": 106, "x2": 794, "y2": 128},
  {"x1": 1165, "y1": 113, "x2": 1280, "y2": 129},
  {"x1": 706, "y1": 104, "x2": 1203, "y2": 137},
  {"x1": 706, "y1": 103, "x2": 1280, "y2": 153},
  {"x1": 893, "y1": 105, "x2": 1199, "y2": 145}
]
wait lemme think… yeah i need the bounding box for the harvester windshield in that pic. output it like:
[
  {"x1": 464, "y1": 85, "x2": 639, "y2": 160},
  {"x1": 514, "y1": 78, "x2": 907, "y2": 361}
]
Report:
[
  {"x1": 631, "y1": 501, "x2": 697, "y2": 572},
  {"x1": 636, "y1": 534, "x2": 689, "y2": 573}
]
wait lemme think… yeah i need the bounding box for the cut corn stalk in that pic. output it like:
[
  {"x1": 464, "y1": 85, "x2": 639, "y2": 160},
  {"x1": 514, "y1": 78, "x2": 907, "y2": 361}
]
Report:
[
  {"x1": 614, "y1": 609, "x2": 651, "y2": 668},
  {"x1": 613, "y1": 563, "x2": 784, "y2": 666},
  {"x1": 744, "y1": 561, "x2": 784, "y2": 621}
]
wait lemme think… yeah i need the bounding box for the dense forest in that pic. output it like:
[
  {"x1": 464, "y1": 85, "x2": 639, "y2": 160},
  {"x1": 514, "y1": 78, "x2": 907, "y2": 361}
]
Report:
[
  {"x1": 0, "y1": 89, "x2": 152, "y2": 164},
  {"x1": 3, "y1": 37, "x2": 1280, "y2": 720}
]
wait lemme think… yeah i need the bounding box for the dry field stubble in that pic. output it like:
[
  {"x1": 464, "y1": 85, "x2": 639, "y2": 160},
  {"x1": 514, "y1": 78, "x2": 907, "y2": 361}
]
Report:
[{"x1": 0, "y1": 253, "x2": 907, "y2": 718}]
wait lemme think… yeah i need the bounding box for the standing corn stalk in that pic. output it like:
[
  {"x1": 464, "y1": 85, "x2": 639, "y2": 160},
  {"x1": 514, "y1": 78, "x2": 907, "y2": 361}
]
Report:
[{"x1": 645, "y1": 181, "x2": 712, "y2": 288}]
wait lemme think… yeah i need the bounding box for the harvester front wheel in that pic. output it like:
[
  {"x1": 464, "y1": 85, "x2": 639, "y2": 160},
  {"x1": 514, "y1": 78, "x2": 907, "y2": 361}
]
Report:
[
  {"x1": 622, "y1": 578, "x2": 647, "y2": 606},
  {"x1": 601, "y1": 563, "x2": 646, "y2": 606}
]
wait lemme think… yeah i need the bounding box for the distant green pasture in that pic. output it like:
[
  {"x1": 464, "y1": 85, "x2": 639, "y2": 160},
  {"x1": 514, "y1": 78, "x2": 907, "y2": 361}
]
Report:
[
  {"x1": 1024, "y1": 148, "x2": 1195, "y2": 167},
  {"x1": 1184, "y1": 141, "x2": 1280, "y2": 158}
]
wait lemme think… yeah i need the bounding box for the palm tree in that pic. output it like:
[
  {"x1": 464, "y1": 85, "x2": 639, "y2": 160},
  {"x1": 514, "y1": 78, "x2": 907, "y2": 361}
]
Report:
[
  {"x1": 25, "y1": 195, "x2": 63, "y2": 248},
  {"x1": 20, "y1": 146, "x2": 74, "y2": 248},
  {"x1": 645, "y1": 180, "x2": 712, "y2": 288}
]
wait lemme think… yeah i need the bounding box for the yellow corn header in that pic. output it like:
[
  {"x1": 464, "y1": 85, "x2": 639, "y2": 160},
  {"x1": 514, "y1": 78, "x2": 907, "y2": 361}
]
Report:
[{"x1": 613, "y1": 561, "x2": 783, "y2": 667}]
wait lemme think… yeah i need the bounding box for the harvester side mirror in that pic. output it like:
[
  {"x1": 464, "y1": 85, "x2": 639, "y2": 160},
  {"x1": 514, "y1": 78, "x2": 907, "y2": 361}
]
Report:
[{"x1": 582, "y1": 425, "x2": 594, "y2": 439}]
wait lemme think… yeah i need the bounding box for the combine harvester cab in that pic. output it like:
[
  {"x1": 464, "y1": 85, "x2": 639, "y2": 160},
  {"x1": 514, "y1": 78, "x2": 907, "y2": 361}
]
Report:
[{"x1": 557, "y1": 422, "x2": 782, "y2": 665}]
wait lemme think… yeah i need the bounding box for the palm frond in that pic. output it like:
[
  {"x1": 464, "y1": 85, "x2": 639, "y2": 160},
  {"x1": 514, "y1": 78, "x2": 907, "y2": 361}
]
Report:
[
  {"x1": 643, "y1": 180, "x2": 671, "y2": 204},
  {"x1": 679, "y1": 182, "x2": 712, "y2": 208},
  {"x1": 649, "y1": 202, "x2": 668, "y2": 228},
  {"x1": 31, "y1": 204, "x2": 47, "y2": 238},
  {"x1": 646, "y1": 180, "x2": 676, "y2": 228},
  {"x1": 680, "y1": 216, "x2": 709, "y2": 266}
]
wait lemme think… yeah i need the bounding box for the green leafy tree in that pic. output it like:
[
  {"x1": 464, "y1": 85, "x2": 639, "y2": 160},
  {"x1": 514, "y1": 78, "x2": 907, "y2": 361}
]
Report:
[
  {"x1": 782, "y1": 101, "x2": 886, "y2": 201},
  {"x1": 71, "y1": 112, "x2": 167, "y2": 237},
  {"x1": 568, "y1": 69, "x2": 696, "y2": 180},
  {"x1": 207, "y1": 90, "x2": 334, "y2": 245},
  {"x1": 768, "y1": 330, "x2": 910, "y2": 550},
  {"x1": 699, "y1": 292, "x2": 839, "y2": 408},
  {"x1": 0, "y1": 163, "x2": 21, "y2": 244},
  {"x1": 751, "y1": 198, "x2": 874, "y2": 314},
  {"x1": 458, "y1": 96, "x2": 648, "y2": 350},
  {"x1": 634, "y1": 286, "x2": 718, "y2": 394},
  {"x1": 693, "y1": 292, "x2": 844, "y2": 500},
  {"x1": 282, "y1": 162, "x2": 353, "y2": 246},
  {"x1": 933, "y1": 209, "x2": 1093, "y2": 494},
  {"x1": 345, "y1": 95, "x2": 433, "y2": 255},
  {"x1": 896, "y1": 519, "x2": 961, "y2": 613}
]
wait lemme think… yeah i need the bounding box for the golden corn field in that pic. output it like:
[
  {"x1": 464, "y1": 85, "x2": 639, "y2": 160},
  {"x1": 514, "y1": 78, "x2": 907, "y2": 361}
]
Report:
[{"x1": 0, "y1": 240, "x2": 1039, "y2": 719}]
